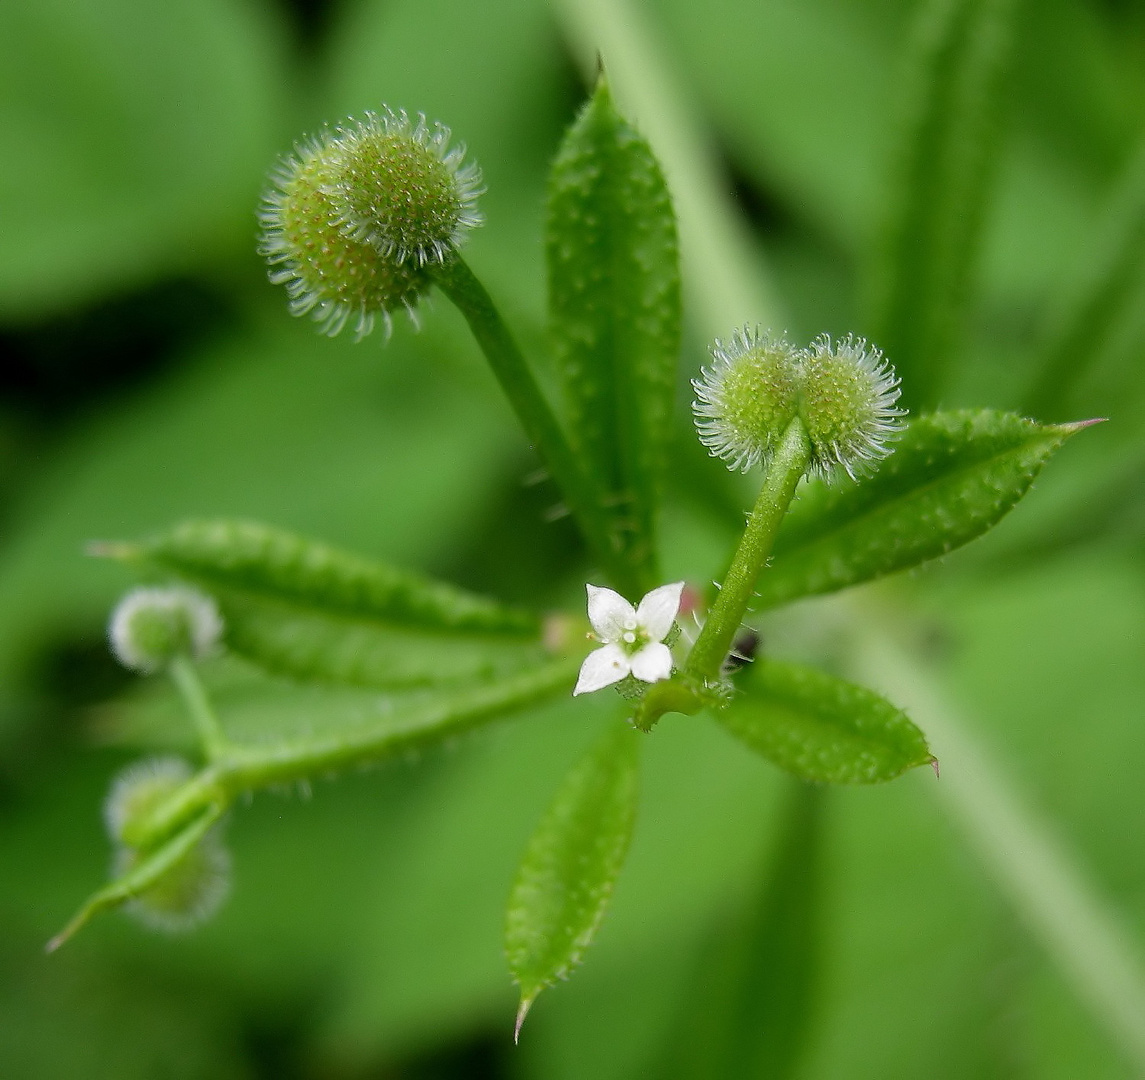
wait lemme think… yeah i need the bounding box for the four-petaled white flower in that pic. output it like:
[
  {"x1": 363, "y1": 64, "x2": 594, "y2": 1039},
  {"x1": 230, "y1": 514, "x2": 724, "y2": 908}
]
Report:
[{"x1": 573, "y1": 582, "x2": 685, "y2": 696}]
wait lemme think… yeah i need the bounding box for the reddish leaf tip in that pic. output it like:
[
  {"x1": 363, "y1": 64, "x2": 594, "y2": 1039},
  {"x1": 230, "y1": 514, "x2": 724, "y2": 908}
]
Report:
[
  {"x1": 1058, "y1": 417, "x2": 1108, "y2": 434},
  {"x1": 514, "y1": 997, "x2": 535, "y2": 1044},
  {"x1": 930, "y1": 757, "x2": 941, "y2": 780}
]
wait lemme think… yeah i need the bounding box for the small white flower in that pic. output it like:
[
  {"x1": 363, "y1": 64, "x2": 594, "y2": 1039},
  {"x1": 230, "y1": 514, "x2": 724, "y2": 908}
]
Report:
[{"x1": 573, "y1": 582, "x2": 685, "y2": 696}]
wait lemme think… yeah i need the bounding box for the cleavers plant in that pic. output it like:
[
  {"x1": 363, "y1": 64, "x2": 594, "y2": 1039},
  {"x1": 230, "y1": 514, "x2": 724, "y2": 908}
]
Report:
[{"x1": 49, "y1": 76, "x2": 1091, "y2": 1038}]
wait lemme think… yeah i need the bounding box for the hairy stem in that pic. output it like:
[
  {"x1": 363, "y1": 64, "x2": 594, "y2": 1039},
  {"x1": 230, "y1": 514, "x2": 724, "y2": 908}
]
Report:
[
  {"x1": 125, "y1": 657, "x2": 580, "y2": 852},
  {"x1": 431, "y1": 256, "x2": 640, "y2": 595},
  {"x1": 685, "y1": 419, "x2": 810, "y2": 682}
]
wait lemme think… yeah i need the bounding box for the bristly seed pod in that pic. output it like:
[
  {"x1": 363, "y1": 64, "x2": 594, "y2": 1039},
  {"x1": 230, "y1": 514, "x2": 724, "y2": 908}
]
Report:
[
  {"x1": 104, "y1": 757, "x2": 194, "y2": 844},
  {"x1": 799, "y1": 334, "x2": 904, "y2": 480},
  {"x1": 692, "y1": 328, "x2": 905, "y2": 482},
  {"x1": 259, "y1": 108, "x2": 482, "y2": 340},
  {"x1": 692, "y1": 328, "x2": 802, "y2": 472},
  {"x1": 108, "y1": 586, "x2": 222, "y2": 674},
  {"x1": 327, "y1": 109, "x2": 483, "y2": 268},
  {"x1": 103, "y1": 757, "x2": 231, "y2": 933},
  {"x1": 115, "y1": 831, "x2": 231, "y2": 934}
]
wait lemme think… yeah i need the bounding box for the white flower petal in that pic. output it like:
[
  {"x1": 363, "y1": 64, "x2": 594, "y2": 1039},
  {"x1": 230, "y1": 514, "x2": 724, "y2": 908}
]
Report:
[
  {"x1": 586, "y1": 584, "x2": 637, "y2": 643},
  {"x1": 573, "y1": 643, "x2": 631, "y2": 696},
  {"x1": 629, "y1": 641, "x2": 673, "y2": 684},
  {"x1": 635, "y1": 581, "x2": 685, "y2": 642}
]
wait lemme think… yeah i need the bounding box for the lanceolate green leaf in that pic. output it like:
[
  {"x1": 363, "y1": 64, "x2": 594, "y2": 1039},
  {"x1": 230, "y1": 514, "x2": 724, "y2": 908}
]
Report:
[
  {"x1": 505, "y1": 719, "x2": 641, "y2": 1038},
  {"x1": 123, "y1": 661, "x2": 584, "y2": 849},
  {"x1": 753, "y1": 411, "x2": 1085, "y2": 611},
  {"x1": 106, "y1": 519, "x2": 546, "y2": 689},
  {"x1": 219, "y1": 594, "x2": 547, "y2": 690},
  {"x1": 53, "y1": 657, "x2": 581, "y2": 945},
  {"x1": 869, "y1": 0, "x2": 1017, "y2": 410},
  {"x1": 121, "y1": 519, "x2": 538, "y2": 636},
  {"x1": 217, "y1": 657, "x2": 583, "y2": 788},
  {"x1": 98, "y1": 656, "x2": 579, "y2": 758},
  {"x1": 547, "y1": 76, "x2": 681, "y2": 591},
  {"x1": 47, "y1": 803, "x2": 225, "y2": 953},
  {"x1": 716, "y1": 659, "x2": 932, "y2": 784}
]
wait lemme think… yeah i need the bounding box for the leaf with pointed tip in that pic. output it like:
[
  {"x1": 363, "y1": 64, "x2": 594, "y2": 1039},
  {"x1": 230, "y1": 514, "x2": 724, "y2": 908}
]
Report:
[
  {"x1": 716, "y1": 659, "x2": 933, "y2": 784},
  {"x1": 61, "y1": 658, "x2": 584, "y2": 943},
  {"x1": 217, "y1": 593, "x2": 548, "y2": 691},
  {"x1": 753, "y1": 411, "x2": 1087, "y2": 611},
  {"x1": 96, "y1": 655, "x2": 582, "y2": 765},
  {"x1": 209, "y1": 657, "x2": 585, "y2": 789},
  {"x1": 547, "y1": 76, "x2": 681, "y2": 591},
  {"x1": 505, "y1": 720, "x2": 641, "y2": 1038},
  {"x1": 47, "y1": 803, "x2": 224, "y2": 953},
  {"x1": 122, "y1": 519, "x2": 538, "y2": 635},
  {"x1": 106, "y1": 519, "x2": 547, "y2": 689}
]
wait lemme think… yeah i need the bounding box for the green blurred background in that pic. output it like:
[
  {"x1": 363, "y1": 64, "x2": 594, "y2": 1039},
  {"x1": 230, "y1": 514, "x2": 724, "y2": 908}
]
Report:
[{"x1": 1, "y1": 0, "x2": 1144, "y2": 1076}]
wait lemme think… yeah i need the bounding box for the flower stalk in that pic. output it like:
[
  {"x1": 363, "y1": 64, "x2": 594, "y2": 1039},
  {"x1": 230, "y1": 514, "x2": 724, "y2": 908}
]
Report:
[
  {"x1": 169, "y1": 655, "x2": 229, "y2": 762},
  {"x1": 685, "y1": 417, "x2": 811, "y2": 682},
  {"x1": 430, "y1": 256, "x2": 642, "y2": 595}
]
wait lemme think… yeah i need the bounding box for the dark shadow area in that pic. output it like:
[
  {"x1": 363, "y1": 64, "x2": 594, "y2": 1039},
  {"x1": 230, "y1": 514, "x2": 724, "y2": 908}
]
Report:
[
  {"x1": 0, "y1": 278, "x2": 234, "y2": 427},
  {"x1": 272, "y1": 0, "x2": 344, "y2": 55}
]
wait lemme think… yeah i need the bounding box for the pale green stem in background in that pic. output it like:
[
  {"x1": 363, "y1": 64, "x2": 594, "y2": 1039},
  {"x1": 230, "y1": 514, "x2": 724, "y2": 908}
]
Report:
[
  {"x1": 170, "y1": 655, "x2": 228, "y2": 761},
  {"x1": 553, "y1": 0, "x2": 785, "y2": 333},
  {"x1": 555, "y1": 0, "x2": 1145, "y2": 1067},
  {"x1": 852, "y1": 618, "x2": 1145, "y2": 1074},
  {"x1": 685, "y1": 420, "x2": 810, "y2": 682}
]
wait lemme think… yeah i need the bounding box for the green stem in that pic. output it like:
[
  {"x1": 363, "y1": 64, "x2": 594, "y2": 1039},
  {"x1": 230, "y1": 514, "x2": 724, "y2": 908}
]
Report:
[
  {"x1": 430, "y1": 256, "x2": 639, "y2": 595},
  {"x1": 685, "y1": 419, "x2": 811, "y2": 682},
  {"x1": 125, "y1": 656, "x2": 580, "y2": 851},
  {"x1": 47, "y1": 802, "x2": 225, "y2": 953},
  {"x1": 169, "y1": 655, "x2": 228, "y2": 760}
]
